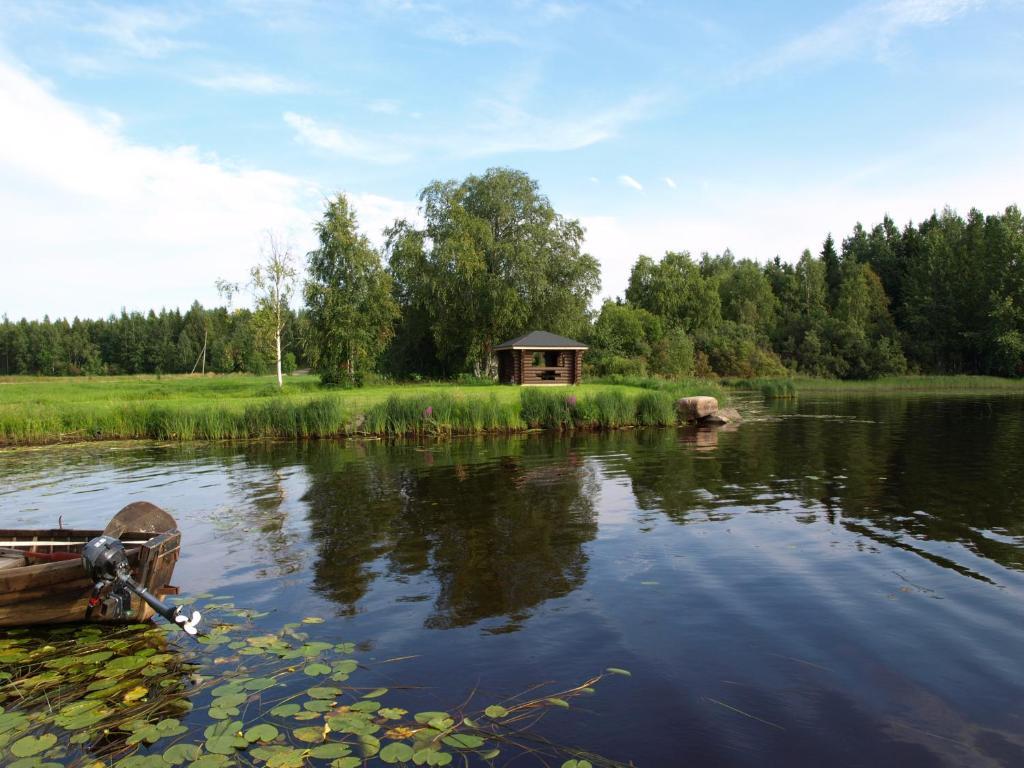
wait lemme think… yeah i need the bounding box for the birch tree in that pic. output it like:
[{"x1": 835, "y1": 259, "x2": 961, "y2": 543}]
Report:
[{"x1": 248, "y1": 234, "x2": 298, "y2": 387}]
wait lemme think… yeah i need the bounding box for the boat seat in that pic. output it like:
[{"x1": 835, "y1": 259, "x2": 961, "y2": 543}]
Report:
[{"x1": 0, "y1": 551, "x2": 27, "y2": 570}]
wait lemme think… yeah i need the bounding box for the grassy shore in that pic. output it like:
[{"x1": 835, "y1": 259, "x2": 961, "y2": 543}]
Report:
[
  {"x1": 0, "y1": 374, "x2": 723, "y2": 446},
  {"x1": 726, "y1": 374, "x2": 1024, "y2": 399}
]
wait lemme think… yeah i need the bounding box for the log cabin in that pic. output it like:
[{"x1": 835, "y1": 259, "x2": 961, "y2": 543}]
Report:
[{"x1": 494, "y1": 331, "x2": 588, "y2": 385}]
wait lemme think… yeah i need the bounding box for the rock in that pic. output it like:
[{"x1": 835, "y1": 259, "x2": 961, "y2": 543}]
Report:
[
  {"x1": 701, "y1": 407, "x2": 742, "y2": 425},
  {"x1": 677, "y1": 396, "x2": 719, "y2": 421}
]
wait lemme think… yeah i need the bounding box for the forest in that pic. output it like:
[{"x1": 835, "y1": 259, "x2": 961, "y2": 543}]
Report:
[{"x1": 2, "y1": 168, "x2": 1022, "y2": 381}]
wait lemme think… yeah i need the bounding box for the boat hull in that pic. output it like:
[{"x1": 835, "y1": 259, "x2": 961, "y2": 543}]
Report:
[{"x1": 0, "y1": 527, "x2": 181, "y2": 627}]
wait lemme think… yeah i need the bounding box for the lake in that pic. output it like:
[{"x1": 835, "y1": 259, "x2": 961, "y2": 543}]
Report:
[{"x1": 2, "y1": 394, "x2": 1023, "y2": 767}]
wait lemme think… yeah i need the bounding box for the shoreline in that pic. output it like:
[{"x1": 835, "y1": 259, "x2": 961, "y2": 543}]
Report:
[{"x1": 0, "y1": 378, "x2": 723, "y2": 447}]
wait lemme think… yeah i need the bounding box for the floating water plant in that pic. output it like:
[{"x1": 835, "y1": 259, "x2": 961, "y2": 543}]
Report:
[{"x1": 0, "y1": 601, "x2": 629, "y2": 767}]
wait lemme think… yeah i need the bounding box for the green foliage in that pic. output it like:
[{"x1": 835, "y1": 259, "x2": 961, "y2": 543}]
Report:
[
  {"x1": 519, "y1": 389, "x2": 576, "y2": 429},
  {"x1": 633, "y1": 391, "x2": 677, "y2": 426},
  {"x1": 304, "y1": 194, "x2": 399, "y2": 386},
  {"x1": 384, "y1": 168, "x2": 601, "y2": 377},
  {"x1": 625, "y1": 251, "x2": 721, "y2": 334},
  {"x1": 4, "y1": 194, "x2": 1022, "y2": 386},
  {"x1": 727, "y1": 378, "x2": 797, "y2": 399},
  {"x1": 0, "y1": 605, "x2": 625, "y2": 768},
  {"x1": 0, "y1": 305, "x2": 306, "y2": 377}
]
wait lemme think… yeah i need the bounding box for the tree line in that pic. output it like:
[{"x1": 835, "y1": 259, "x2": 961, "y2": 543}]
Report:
[{"x1": 2, "y1": 168, "x2": 1022, "y2": 380}]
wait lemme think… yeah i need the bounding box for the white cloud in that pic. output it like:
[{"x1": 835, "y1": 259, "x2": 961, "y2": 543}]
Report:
[
  {"x1": 86, "y1": 6, "x2": 196, "y2": 59},
  {"x1": 741, "y1": 0, "x2": 985, "y2": 78},
  {"x1": 346, "y1": 193, "x2": 421, "y2": 240},
  {"x1": 618, "y1": 175, "x2": 643, "y2": 191},
  {"x1": 193, "y1": 72, "x2": 307, "y2": 94},
  {"x1": 664, "y1": 176, "x2": 677, "y2": 189},
  {"x1": 0, "y1": 59, "x2": 409, "y2": 320},
  {"x1": 461, "y1": 92, "x2": 655, "y2": 155},
  {"x1": 286, "y1": 91, "x2": 654, "y2": 161},
  {"x1": 283, "y1": 111, "x2": 412, "y2": 164}
]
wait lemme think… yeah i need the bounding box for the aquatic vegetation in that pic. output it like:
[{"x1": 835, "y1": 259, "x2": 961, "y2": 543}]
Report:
[
  {"x1": 0, "y1": 373, "x2": 732, "y2": 445},
  {"x1": 0, "y1": 602, "x2": 628, "y2": 767},
  {"x1": 633, "y1": 392, "x2": 677, "y2": 426}
]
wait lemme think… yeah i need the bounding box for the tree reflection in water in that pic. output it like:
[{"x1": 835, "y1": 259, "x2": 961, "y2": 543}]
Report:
[{"x1": 301, "y1": 436, "x2": 599, "y2": 630}]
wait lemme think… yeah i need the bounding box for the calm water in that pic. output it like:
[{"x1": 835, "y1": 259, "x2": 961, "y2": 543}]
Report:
[{"x1": 2, "y1": 395, "x2": 1024, "y2": 767}]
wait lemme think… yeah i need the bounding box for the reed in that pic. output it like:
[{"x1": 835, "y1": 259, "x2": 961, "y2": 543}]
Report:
[
  {"x1": 0, "y1": 373, "x2": 729, "y2": 445},
  {"x1": 634, "y1": 391, "x2": 678, "y2": 426},
  {"x1": 724, "y1": 374, "x2": 1024, "y2": 399}
]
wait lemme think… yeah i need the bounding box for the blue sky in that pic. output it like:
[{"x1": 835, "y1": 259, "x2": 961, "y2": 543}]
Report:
[{"x1": 2, "y1": 0, "x2": 1023, "y2": 319}]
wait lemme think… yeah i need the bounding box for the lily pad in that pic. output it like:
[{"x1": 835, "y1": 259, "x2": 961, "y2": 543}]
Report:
[
  {"x1": 309, "y1": 742, "x2": 352, "y2": 759},
  {"x1": 245, "y1": 723, "x2": 279, "y2": 743},
  {"x1": 380, "y1": 742, "x2": 415, "y2": 763},
  {"x1": 293, "y1": 725, "x2": 324, "y2": 743},
  {"x1": 11, "y1": 733, "x2": 57, "y2": 757},
  {"x1": 160, "y1": 743, "x2": 201, "y2": 766}
]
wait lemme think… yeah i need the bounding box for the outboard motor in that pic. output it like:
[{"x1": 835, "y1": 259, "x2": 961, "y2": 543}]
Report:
[{"x1": 82, "y1": 535, "x2": 201, "y2": 636}]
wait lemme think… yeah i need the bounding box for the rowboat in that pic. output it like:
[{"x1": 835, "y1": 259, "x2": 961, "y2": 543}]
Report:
[{"x1": 0, "y1": 502, "x2": 182, "y2": 627}]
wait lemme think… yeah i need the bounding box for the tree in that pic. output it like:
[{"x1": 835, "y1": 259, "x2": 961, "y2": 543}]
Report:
[
  {"x1": 305, "y1": 194, "x2": 398, "y2": 385},
  {"x1": 717, "y1": 259, "x2": 778, "y2": 337},
  {"x1": 385, "y1": 168, "x2": 600, "y2": 376},
  {"x1": 821, "y1": 234, "x2": 841, "y2": 308},
  {"x1": 219, "y1": 234, "x2": 297, "y2": 387},
  {"x1": 625, "y1": 251, "x2": 721, "y2": 333},
  {"x1": 251, "y1": 235, "x2": 298, "y2": 388}
]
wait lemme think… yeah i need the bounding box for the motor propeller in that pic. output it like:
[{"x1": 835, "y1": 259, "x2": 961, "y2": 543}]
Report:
[{"x1": 81, "y1": 535, "x2": 201, "y2": 636}]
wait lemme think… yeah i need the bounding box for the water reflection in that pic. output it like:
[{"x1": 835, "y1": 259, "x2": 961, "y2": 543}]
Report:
[
  {"x1": 301, "y1": 438, "x2": 598, "y2": 630},
  {"x1": 614, "y1": 397, "x2": 1024, "y2": 577},
  {"x1": 3, "y1": 395, "x2": 1024, "y2": 766}
]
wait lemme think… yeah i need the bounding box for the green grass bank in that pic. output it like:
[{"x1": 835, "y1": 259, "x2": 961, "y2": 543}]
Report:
[
  {"x1": 725, "y1": 374, "x2": 1024, "y2": 399},
  {"x1": 0, "y1": 374, "x2": 723, "y2": 446}
]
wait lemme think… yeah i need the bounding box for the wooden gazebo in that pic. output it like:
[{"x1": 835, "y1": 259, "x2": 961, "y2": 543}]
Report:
[{"x1": 494, "y1": 331, "x2": 588, "y2": 386}]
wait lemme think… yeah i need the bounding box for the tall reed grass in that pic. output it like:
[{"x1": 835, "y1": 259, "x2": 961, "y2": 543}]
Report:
[
  {"x1": 519, "y1": 387, "x2": 678, "y2": 430},
  {"x1": 0, "y1": 375, "x2": 728, "y2": 445}
]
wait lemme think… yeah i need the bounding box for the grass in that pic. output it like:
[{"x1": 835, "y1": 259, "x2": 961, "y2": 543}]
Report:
[
  {"x1": 0, "y1": 373, "x2": 722, "y2": 445},
  {"x1": 724, "y1": 374, "x2": 1024, "y2": 398}
]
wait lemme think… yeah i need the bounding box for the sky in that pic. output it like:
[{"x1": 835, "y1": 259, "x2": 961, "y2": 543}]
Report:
[{"x1": 1, "y1": 0, "x2": 1023, "y2": 320}]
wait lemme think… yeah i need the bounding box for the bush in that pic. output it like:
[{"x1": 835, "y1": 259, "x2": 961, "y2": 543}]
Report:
[{"x1": 649, "y1": 329, "x2": 695, "y2": 377}]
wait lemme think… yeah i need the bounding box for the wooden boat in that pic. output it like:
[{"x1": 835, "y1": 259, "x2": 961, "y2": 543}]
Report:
[{"x1": 0, "y1": 502, "x2": 181, "y2": 627}]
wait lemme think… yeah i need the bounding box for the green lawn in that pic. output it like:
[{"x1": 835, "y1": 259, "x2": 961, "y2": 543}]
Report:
[{"x1": 0, "y1": 373, "x2": 722, "y2": 445}]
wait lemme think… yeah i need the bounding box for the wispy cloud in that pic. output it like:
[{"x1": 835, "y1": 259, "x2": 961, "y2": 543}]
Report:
[
  {"x1": 740, "y1": 0, "x2": 985, "y2": 79},
  {"x1": 283, "y1": 112, "x2": 411, "y2": 163},
  {"x1": 285, "y1": 90, "x2": 655, "y2": 161},
  {"x1": 460, "y1": 92, "x2": 657, "y2": 155},
  {"x1": 664, "y1": 176, "x2": 677, "y2": 188},
  {"x1": 368, "y1": 98, "x2": 401, "y2": 114},
  {"x1": 193, "y1": 71, "x2": 307, "y2": 94},
  {"x1": 86, "y1": 6, "x2": 196, "y2": 59},
  {"x1": 618, "y1": 175, "x2": 643, "y2": 191}
]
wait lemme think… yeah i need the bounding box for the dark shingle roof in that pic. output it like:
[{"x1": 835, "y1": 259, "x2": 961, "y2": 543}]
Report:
[{"x1": 494, "y1": 331, "x2": 588, "y2": 350}]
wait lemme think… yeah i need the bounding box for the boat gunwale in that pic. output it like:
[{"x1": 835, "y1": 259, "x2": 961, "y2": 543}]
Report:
[{"x1": 0, "y1": 529, "x2": 178, "y2": 580}]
